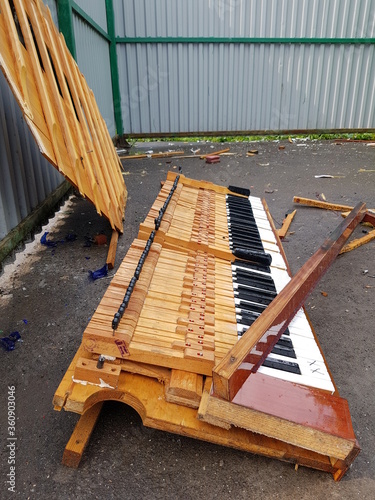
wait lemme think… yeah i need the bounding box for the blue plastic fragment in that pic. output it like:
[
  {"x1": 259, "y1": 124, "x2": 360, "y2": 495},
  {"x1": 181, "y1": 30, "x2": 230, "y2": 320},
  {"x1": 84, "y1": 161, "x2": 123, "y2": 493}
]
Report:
[
  {"x1": 23, "y1": 319, "x2": 28, "y2": 325},
  {"x1": 40, "y1": 232, "x2": 57, "y2": 247},
  {"x1": 89, "y1": 264, "x2": 108, "y2": 281},
  {"x1": 9, "y1": 331, "x2": 21, "y2": 341},
  {"x1": 1, "y1": 331, "x2": 21, "y2": 352},
  {"x1": 1, "y1": 337, "x2": 15, "y2": 351}
]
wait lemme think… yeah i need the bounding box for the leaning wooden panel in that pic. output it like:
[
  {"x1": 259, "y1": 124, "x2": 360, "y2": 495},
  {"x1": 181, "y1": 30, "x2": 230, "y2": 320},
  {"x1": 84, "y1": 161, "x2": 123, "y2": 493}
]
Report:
[{"x1": 0, "y1": 0, "x2": 126, "y2": 231}]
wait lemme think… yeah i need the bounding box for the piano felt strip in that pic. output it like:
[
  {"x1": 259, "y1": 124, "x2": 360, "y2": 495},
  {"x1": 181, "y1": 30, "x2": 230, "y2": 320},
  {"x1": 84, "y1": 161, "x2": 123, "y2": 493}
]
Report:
[
  {"x1": 112, "y1": 176, "x2": 180, "y2": 332},
  {"x1": 233, "y1": 248, "x2": 272, "y2": 266}
]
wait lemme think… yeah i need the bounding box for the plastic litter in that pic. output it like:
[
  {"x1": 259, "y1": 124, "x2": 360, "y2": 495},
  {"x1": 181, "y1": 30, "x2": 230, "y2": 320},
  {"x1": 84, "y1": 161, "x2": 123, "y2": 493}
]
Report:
[
  {"x1": 89, "y1": 264, "x2": 108, "y2": 280},
  {"x1": 40, "y1": 231, "x2": 57, "y2": 247},
  {"x1": 1, "y1": 331, "x2": 21, "y2": 351}
]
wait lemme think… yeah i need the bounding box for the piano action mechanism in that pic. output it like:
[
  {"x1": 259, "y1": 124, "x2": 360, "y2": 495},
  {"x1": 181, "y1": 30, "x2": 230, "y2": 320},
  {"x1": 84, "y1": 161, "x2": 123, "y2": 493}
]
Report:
[{"x1": 54, "y1": 172, "x2": 365, "y2": 480}]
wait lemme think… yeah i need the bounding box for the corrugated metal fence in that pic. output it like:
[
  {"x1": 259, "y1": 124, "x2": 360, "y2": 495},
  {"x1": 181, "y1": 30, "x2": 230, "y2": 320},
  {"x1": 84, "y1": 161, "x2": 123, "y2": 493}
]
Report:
[
  {"x1": 0, "y1": 0, "x2": 64, "y2": 265},
  {"x1": 0, "y1": 71, "x2": 64, "y2": 243},
  {"x1": 114, "y1": 0, "x2": 375, "y2": 136}
]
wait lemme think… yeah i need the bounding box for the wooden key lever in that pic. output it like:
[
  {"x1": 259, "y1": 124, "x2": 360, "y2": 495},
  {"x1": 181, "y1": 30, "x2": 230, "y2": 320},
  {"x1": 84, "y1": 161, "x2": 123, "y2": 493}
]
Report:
[{"x1": 212, "y1": 202, "x2": 367, "y2": 401}]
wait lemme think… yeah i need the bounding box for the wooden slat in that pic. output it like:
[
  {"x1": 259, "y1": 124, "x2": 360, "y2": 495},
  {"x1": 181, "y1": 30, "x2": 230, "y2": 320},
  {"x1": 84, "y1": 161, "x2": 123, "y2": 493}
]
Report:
[
  {"x1": 294, "y1": 196, "x2": 375, "y2": 214},
  {"x1": 0, "y1": 0, "x2": 126, "y2": 232},
  {"x1": 212, "y1": 202, "x2": 366, "y2": 401},
  {"x1": 106, "y1": 230, "x2": 119, "y2": 269},
  {"x1": 278, "y1": 209, "x2": 297, "y2": 239},
  {"x1": 62, "y1": 402, "x2": 104, "y2": 468}
]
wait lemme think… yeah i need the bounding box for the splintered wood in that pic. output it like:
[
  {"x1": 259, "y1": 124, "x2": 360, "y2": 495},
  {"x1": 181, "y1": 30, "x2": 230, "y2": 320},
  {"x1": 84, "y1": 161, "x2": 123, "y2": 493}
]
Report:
[{"x1": 0, "y1": 0, "x2": 127, "y2": 231}]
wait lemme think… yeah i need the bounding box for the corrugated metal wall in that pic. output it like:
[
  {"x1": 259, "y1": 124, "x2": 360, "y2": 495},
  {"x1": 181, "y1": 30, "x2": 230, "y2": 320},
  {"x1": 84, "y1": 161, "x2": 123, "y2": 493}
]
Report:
[
  {"x1": 0, "y1": 71, "x2": 64, "y2": 242},
  {"x1": 114, "y1": 0, "x2": 375, "y2": 135},
  {"x1": 72, "y1": 0, "x2": 116, "y2": 136}
]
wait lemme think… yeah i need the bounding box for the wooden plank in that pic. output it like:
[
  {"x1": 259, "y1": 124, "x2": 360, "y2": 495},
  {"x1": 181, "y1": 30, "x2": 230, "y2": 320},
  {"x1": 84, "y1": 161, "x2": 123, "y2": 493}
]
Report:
[
  {"x1": 278, "y1": 209, "x2": 297, "y2": 239},
  {"x1": 293, "y1": 196, "x2": 375, "y2": 214},
  {"x1": 165, "y1": 369, "x2": 203, "y2": 408},
  {"x1": 200, "y1": 148, "x2": 230, "y2": 158},
  {"x1": 199, "y1": 373, "x2": 360, "y2": 464},
  {"x1": 339, "y1": 230, "x2": 375, "y2": 254},
  {"x1": 74, "y1": 357, "x2": 121, "y2": 388},
  {"x1": 120, "y1": 150, "x2": 185, "y2": 160},
  {"x1": 212, "y1": 202, "x2": 366, "y2": 401},
  {"x1": 62, "y1": 402, "x2": 104, "y2": 468},
  {"x1": 106, "y1": 230, "x2": 119, "y2": 269}
]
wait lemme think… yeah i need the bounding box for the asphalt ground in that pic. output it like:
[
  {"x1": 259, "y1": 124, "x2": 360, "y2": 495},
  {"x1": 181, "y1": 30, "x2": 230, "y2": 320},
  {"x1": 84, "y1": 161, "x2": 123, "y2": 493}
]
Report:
[{"x1": 0, "y1": 139, "x2": 374, "y2": 499}]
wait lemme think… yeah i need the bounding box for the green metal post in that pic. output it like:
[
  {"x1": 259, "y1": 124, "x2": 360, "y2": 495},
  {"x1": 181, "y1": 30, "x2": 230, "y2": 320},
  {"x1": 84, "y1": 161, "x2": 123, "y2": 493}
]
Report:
[
  {"x1": 57, "y1": 0, "x2": 76, "y2": 59},
  {"x1": 105, "y1": 0, "x2": 123, "y2": 136}
]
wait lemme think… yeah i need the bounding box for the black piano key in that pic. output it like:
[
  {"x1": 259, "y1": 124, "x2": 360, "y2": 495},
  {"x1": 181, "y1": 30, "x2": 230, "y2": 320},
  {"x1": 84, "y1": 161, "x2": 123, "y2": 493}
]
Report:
[
  {"x1": 232, "y1": 259, "x2": 271, "y2": 274},
  {"x1": 228, "y1": 185, "x2": 251, "y2": 196},
  {"x1": 236, "y1": 300, "x2": 267, "y2": 315},
  {"x1": 262, "y1": 358, "x2": 301, "y2": 375},
  {"x1": 235, "y1": 284, "x2": 277, "y2": 301},
  {"x1": 271, "y1": 344, "x2": 297, "y2": 359},
  {"x1": 236, "y1": 311, "x2": 259, "y2": 324},
  {"x1": 232, "y1": 273, "x2": 277, "y2": 292}
]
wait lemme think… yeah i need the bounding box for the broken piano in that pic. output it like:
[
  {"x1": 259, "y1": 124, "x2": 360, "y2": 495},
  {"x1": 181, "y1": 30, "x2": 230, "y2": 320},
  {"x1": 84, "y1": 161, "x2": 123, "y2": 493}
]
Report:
[{"x1": 54, "y1": 173, "x2": 363, "y2": 480}]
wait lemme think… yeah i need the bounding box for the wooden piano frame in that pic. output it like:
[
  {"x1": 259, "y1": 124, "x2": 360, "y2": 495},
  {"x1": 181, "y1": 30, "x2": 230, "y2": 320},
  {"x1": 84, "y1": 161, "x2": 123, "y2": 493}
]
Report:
[{"x1": 54, "y1": 173, "x2": 362, "y2": 480}]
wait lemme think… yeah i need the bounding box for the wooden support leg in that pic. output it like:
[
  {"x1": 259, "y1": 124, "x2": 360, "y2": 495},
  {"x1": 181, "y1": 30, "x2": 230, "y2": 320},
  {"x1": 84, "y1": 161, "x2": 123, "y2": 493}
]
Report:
[
  {"x1": 106, "y1": 230, "x2": 119, "y2": 270},
  {"x1": 62, "y1": 402, "x2": 104, "y2": 468}
]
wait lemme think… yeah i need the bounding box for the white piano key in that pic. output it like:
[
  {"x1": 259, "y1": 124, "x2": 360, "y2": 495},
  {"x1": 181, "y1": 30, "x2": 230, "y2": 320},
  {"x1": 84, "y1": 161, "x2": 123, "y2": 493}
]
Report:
[{"x1": 258, "y1": 364, "x2": 335, "y2": 393}]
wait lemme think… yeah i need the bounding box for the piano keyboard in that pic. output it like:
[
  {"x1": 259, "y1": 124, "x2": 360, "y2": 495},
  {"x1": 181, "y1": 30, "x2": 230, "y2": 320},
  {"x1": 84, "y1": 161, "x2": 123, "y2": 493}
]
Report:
[{"x1": 226, "y1": 194, "x2": 335, "y2": 394}]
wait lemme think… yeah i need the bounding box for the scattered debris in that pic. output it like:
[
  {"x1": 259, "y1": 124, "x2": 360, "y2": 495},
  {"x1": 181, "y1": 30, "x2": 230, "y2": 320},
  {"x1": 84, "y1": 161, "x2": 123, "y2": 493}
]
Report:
[
  {"x1": 120, "y1": 151, "x2": 185, "y2": 160},
  {"x1": 278, "y1": 145, "x2": 285, "y2": 150},
  {"x1": 278, "y1": 209, "x2": 297, "y2": 239},
  {"x1": 205, "y1": 155, "x2": 221, "y2": 164},
  {"x1": 247, "y1": 149, "x2": 258, "y2": 155},
  {"x1": 334, "y1": 139, "x2": 375, "y2": 144},
  {"x1": 358, "y1": 168, "x2": 375, "y2": 173},
  {"x1": 200, "y1": 148, "x2": 230, "y2": 159},
  {"x1": 321, "y1": 291, "x2": 328, "y2": 297},
  {"x1": 1, "y1": 331, "x2": 22, "y2": 352},
  {"x1": 89, "y1": 264, "x2": 108, "y2": 281},
  {"x1": 259, "y1": 163, "x2": 270, "y2": 167},
  {"x1": 314, "y1": 174, "x2": 345, "y2": 179},
  {"x1": 40, "y1": 232, "x2": 57, "y2": 248},
  {"x1": 339, "y1": 230, "x2": 375, "y2": 254},
  {"x1": 94, "y1": 234, "x2": 108, "y2": 246}
]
